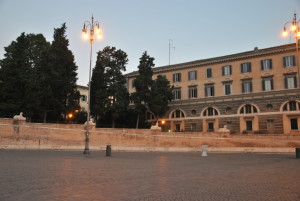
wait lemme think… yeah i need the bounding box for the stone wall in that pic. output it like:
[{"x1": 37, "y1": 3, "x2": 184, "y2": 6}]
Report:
[{"x1": 0, "y1": 118, "x2": 300, "y2": 152}]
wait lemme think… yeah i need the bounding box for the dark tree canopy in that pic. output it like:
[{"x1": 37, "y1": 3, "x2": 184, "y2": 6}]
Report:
[
  {"x1": 131, "y1": 51, "x2": 154, "y2": 128},
  {"x1": 0, "y1": 33, "x2": 50, "y2": 118},
  {"x1": 91, "y1": 46, "x2": 130, "y2": 128},
  {"x1": 0, "y1": 24, "x2": 80, "y2": 123},
  {"x1": 148, "y1": 75, "x2": 174, "y2": 119}
]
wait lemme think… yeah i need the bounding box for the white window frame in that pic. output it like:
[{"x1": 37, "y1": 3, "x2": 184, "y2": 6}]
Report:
[
  {"x1": 189, "y1": 87, "x2": 197, "y2": 99},
  {"x1": 188, "y1": 71, "x2": 197, "y2": 81},
  {"x1": 223, "y1": 65, "x2": 231, "y2": 76},
  {"x1": 173, "y1": 89, "x2": 181, "y2": 100},
  {"x1": 262, "y1": 59, "x2": 272, "y2": 71}
]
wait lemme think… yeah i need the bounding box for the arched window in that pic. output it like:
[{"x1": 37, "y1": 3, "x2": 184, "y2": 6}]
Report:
[
  {"x1": 171, "y1": 110, "x2": 185, "y2": 118},
  {"x1": 282, "y1": 101, "x2": 300, "y2": 111},
  {"x1": 239, "y1": 104, "x2": 258, "y2": 114},
  {"x1": 202, "y1": 107, "x2": 219, "y2": 116}
]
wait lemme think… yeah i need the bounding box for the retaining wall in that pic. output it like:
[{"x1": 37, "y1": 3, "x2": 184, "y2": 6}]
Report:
[{"x1": 0, "y1": 118, "x2": 300, "y2": 152}]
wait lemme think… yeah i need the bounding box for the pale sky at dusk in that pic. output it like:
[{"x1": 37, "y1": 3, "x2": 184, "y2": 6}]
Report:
[{"x1": 0, "y1": 0, "x2": 299, "y2": 86}]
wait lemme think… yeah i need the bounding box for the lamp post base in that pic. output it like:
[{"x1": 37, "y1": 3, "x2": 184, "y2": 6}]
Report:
[{"x1": 83, "y1": 149, "x2": 90, "y2": 155}]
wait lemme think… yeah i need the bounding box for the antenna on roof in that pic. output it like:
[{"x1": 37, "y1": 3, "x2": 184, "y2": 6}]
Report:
[{"x1": 169, "y1": 39, "x2": 175, "y2": 65}]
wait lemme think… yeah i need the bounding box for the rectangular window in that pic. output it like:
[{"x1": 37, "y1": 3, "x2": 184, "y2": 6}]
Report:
[
  {"x1": 241, "y1": 62, "x2": 251, "y2": 73},
  {"x1": 283, "y1": 55, "x2": 296, "y2": 68},
  {"x1": 262, "y1": 79, "x2": 273, "y2": 91},
  {"x1": 173, "y1": 89, "x2": 181, "y2": 100},
  {"x1": 188, "y1": 71, "x2": 197, "y2": 81},
  {"x1": 81, "y1": 95, "x2": 87, "y2": 102},
  {"x1": 222, "y1": 65, "x2": 232, "y2": 76},
  {"x1": 208, "y1": 122, "x2": 214, "y2": 132},
  {"x1": 206, "y1": 68, "x2": 212, "y2": 78},
  {"x1": 261, "y1": 59, "x2": 272, "y2": 71},
  {"x1": 132, "y1": 79, "x2": 136, "y2": 89},
  {"x1": 173, "y1": 73, "x2": 181, "y2": 83},
  {"x1": 246, "y1": 120, "x2": 253, "y2": 131},
  {"x1": 205, "y1": 85, "x2": 214, "y2": 97},
  {"x1": 242, "y1": 81, "x2": 252, "y2": 93},
  {"x1": 188, "y1": 87, "x2": 197, "y2": 98},
  {"x1": 285, "y1": 76, "x2": 297, "y2": 89},
  {"x1": 290, "y1": 118, "x2": 298, "y2": 130},
  {"x1": 224, "y1": 83, "x2": 231, "y2": 95}
]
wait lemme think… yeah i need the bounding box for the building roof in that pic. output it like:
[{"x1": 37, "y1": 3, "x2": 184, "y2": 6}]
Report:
[
  {"x1": 125, "y1": 43, "x2": 296, "y2": 78},
  {"x1": 77, "y1": 85, "x2": 88, "y2": 90}
]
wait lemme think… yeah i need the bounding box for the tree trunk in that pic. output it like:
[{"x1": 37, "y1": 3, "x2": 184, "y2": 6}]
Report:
[
  {"x1": 43, "y1": 110, "x2": 47, "y2": 123},
  {"x1": 112, "y1": 119, "x2": 115, "y2": 128},
  {"x1": 135, "y1": 113, "x2": 140, "y2": 129}
]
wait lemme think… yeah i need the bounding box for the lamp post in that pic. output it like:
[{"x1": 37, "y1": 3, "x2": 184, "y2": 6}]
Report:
[
  {"x1": 282, "y1": 13, "x2": 300, "y2": 87},
  {"x1": 82, "y1": 16, "x2": 102, "y2": 154}
]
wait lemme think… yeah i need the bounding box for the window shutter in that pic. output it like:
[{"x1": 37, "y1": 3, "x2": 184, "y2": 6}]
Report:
[
  {"x1": 178, "y1": 90, "x2": 181, "y2": 99},
  {"x1": 173, "y1": 74, "x2": 175, "y2": 82},
  {"x1": 178, "y1": 73, "x2": 181, "y2": 82},
  {"x1": 211, "y1": 86, "x2": 215, "y2": 96},
  {"x1": 222, "y1": 66, "x2": 225, "y2": 76},
  {"x1": 294, "y1": 77, "x2": 297, "y2": 88},
  {"x1": 283, "y1": 57, "x2": 286, "y2": 67},
  {"x1": 262, "y1": 80, "x2": 265, "y2": 91},
  {"x1": 229, "y1": 65, "x2": 232, "y2": 75},
  {"x1": 248, "y1": 63, "x2": 251, "y2": 72},
  {"x1": 250, "y1": 82, "x2": 253, "y2": 92},
  {"x1": 293, "y1": 55, "x2": 296, "y2": 66},
  {"x1": 271, "y1": 79, "x2": 274, "y2": 90},
  {"x1": 261, "y1": 60, "x2": 264, "y2": 70},
  {"x1": 284, "y1": 77, "x2": 288, "y2": 89},
  {"x1": 205, "y1": 87, "x2": 208, "y2": 97},
  {"x1": 242, "y1": 83, "x2": 245, "y2": 93},
  {"x1": 269, "y1": 59, "x2": 272, "y2": 69}
]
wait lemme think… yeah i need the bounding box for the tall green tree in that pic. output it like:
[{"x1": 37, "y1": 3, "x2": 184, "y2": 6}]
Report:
[
  {"x1": 0, "y1": 33, "x2": 50, "y2": 119},
  {"x1": 43, "y1": 23, "x2": 80, "y2": 122},
  {"x1": 91, "y1": 46, "x2": 129, "y2": 128},
  {"x1": 148, "y1": 75, "x2": 174, "y2": 121},
  {"x1": 131, "y1": 51, "x2": 154, "y2": 128}
]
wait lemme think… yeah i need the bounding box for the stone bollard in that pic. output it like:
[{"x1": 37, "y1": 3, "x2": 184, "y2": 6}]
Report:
[
  {"x1": 201, "y1": 145, "x2": 208, "y2": 157},
  {"x1": 296, "y1": 148, "x2": 300, "y2": 158},
  {"x1": 106, "y1": 145, "x2": 111, "y2": 157}
]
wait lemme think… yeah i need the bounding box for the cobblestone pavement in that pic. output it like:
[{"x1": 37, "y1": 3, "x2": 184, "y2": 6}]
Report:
[{"x1": 0, "y1": 150, "x2": 299, "y2": 201}]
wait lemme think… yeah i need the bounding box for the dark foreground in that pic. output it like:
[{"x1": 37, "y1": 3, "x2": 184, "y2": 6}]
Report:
[{"x1": 0, "y1": 150, "x2": 299, "y2": 201}]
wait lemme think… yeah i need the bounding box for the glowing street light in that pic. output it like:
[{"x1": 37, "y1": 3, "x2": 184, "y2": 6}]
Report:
[
  {"x1": 82, "y1": 15, "x2": 102, "y2": 155},
  {"x1": 282, "y1": 13, "x2": 300, "y2": 88}
]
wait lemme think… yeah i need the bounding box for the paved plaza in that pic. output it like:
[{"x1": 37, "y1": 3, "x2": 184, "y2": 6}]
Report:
[{"x1": 0, "y1": 150, "x2": 299, "y2": 201}]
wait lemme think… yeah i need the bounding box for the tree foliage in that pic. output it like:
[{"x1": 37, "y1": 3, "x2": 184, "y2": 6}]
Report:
[
  {"x1": 131, "y1": 51, "x2": 154, "y2": 128},
  {"x1": 91, "y1": 46, "x2": 130, "y2": 128},
  {"x1": 148, "y1": 75, "x2": 174, "y2": 120},
  {"x1": 0, "y1": 24, "x2": 80, "y2": 123},
  {"x1": 0, "y1": 33, "x2": 50, "y2": 118}
]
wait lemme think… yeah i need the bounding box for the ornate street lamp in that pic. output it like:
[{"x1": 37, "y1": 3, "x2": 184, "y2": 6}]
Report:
[
  {"x1": 282, "y1": 13, "x2": 300, "y2": 87},
  {"x1": 82, "y1": 15, "x2": 102, "y2": 154}
]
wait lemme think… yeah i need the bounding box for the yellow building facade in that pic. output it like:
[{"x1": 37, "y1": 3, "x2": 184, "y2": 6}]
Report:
[
  {"x1": 77, "y1": 85, "x2": 88, "y2": 112},
  {"x1": 126, "y1": 43, "x2": 300, "y2": 134}
]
